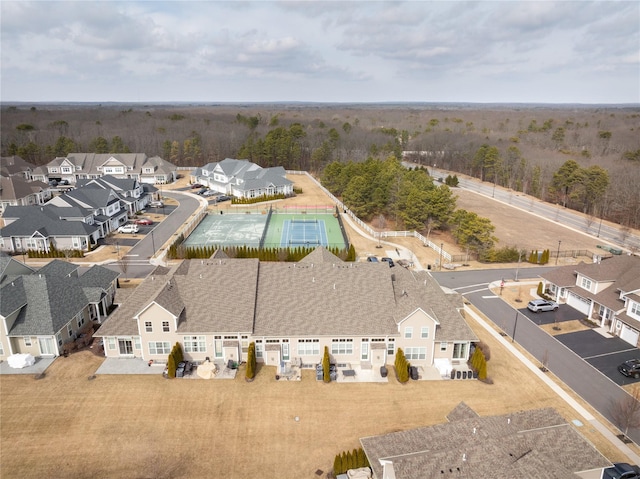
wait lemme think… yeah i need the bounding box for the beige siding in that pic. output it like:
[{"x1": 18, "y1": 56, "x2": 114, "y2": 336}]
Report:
[{"x1": 396, "y1": 309, "x2": 437, "y2": 366}]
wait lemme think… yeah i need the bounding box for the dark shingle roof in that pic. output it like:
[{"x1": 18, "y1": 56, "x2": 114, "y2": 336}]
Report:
[{"x1": 1, "y1": 205, "x2": 98, "y2": 237}]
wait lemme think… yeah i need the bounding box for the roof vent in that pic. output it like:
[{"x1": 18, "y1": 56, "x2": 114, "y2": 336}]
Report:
[
  {"x1": 391, "y1": 274, "x2": 396, "y2": 281},
  {"x1": 507, "y1": 418, "x2": 511, "y2": 424},
  {"x1": 333, "y1": 283, "x2": 336, "y2": 290},
  {"x1": 312, "y1": 277, "x2": 315, "y2": 283},
  {"x1": 463, "y1": 453, "x2": 466, "y2": 462},
  {"x1": 473, "y1": 427, "x2": 476, "y2": 434}
]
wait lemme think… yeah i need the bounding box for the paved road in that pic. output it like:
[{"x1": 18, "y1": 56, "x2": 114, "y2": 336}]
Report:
[
  {"x1": 433, "y1": 267, "x2": 640, "y2": 445},
  {"x1": 420, "y1": 164, "x2": 640, "y2": 252}
]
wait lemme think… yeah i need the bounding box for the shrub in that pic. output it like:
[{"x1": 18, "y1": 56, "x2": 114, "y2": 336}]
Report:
[
  {"x1": 537, "y1": 282, "x2": 544, "y2": 297},
  {"x1": 395, "y1": 348, "x2": 410, "y2": 383},
  {"x1": 246, "y1": 342, "x2": 256, "y2": 380},
  {"x1": 322, "y1": 346, "x2": 331, "y2": 383},
  {"x1": 167, "y1": 354, "x2": 176, "y2": 379}
]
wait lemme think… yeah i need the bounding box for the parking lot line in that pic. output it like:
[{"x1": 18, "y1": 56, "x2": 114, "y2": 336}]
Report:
[{"x1": 584, "y1": 348, "x2": 638, "y2": 360}]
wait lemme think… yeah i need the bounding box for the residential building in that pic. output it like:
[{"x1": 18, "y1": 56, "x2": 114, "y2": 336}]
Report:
[
  {"x1": 0, "y1": 175, "x2": 51, "y2": 214},
  {"x1": 39, "y1": 153, "x2": 176, "y2": 185},
  {"x1": 1, "y1": 205, "x2": 100, "y2": 254},
  {"x1": 542, "y1": 255, "x2": 640, "y2": 346},
  {"x1": 0, "y1": 257, "x2": 119, "y2": 360},
  {"x1": 96, "y1": 248, "x2": 478, "y2": 373},
  {"x1": 190, "y1": 158, "x2": 293, "y2": 199},
  {"x1": 1, "y1": 156, "x2": 36, "y2": 180},
  {"x1": 360, "y1": 402, "x2": 610, "y2": 479},
  {"x1": 75, "y1": 175, "x2": 149, "y2": 216}
]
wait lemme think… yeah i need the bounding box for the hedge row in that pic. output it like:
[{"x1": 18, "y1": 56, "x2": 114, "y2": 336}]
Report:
[{"x1": 333, "y1": 448, "x2": 369, "y2": 476}]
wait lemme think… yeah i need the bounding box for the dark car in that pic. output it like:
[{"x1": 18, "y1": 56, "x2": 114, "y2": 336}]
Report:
[
  {"x1": 190, "y1": 183, "x2": 203, "y2": 189},
  {"x1": 618, "y1": 359, "x2": 640, "y2": 379},
  {"x1": 527, "y1": 299, "x2": 559, "y2": 313},
  {"x1": 134, "y1": 218, "x2": 153, "y2": 225},
  {"x1": 216, "y1": 195, "x2": 231, "y2": 202},
  {"x1": 366, "y1": 256, "x2": 379, "y2": 263},
  {"x1": 381, "y1": 257, "x2": 395, "y2": 267},
  {"x1": 603, "y1": 463, "x2": 640, "y2": 479}
]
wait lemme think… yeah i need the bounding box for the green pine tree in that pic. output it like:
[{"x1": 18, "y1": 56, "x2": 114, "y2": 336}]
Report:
[
  {"x1": 323, "y1": 346, "x2": 331, "y2": 383},
  {"x1": 167, "y1": 353, "x2": 176, "y2": 379}
]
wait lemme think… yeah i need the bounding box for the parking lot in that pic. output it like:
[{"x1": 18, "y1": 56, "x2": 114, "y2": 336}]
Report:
[{"x1": 518, "y1": 305, "x2": 640, "y2": 386}]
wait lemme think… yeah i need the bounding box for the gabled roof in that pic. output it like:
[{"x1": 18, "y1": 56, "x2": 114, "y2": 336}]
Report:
[
  {"x1": 1, "y1": 205, "x2": 99, "y2": 237},
  {"x1": 361, "y1": 403, "x2": 610, "y2": 479},
  {"x1": 0, "y1": 176, "x2": 48, "y2": 200},
  {"x1": 0, "y1": 156, "x2": 35, "y2": 176},
  {"x1": 1, "y1": 264, "x2": 118, "y2": 336},
  {"x1": 45, "y1": 153, "x2": 176, "y2": 177},
  {"x1": 76, "y1": 175, "x2": 138, "y2": 192},
  {"x1": 193, "y1": 158, "x2": 292, "y2": 191},
  {"x1": 54, "y1": 187, "x2": 119, "y2": 209},
  {"x1": 0, "y1": 252, "x2": 35, "y2": 285},
  {"x1": 97, "y1": 251, "x2": 477, "y2": 342}
]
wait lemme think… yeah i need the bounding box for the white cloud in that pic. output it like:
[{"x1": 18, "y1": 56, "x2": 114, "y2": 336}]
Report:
[{"x1": 1, "y1": 1, "x2": 638, "y2": 103}]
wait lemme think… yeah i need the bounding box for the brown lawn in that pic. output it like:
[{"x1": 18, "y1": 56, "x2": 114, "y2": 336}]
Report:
[{"x1": 1, "y1": 309, "x2": 637, "y2": 479}]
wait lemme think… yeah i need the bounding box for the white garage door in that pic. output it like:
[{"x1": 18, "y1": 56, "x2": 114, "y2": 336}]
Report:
[
  {"x1": 620, "y1": 324, "x2": 640, "y2": 347},
  {"x1": 566, "y1": 292, "x2": 590, "y2": 315}
]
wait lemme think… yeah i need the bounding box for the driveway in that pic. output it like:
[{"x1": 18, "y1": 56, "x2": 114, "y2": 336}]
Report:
[
  {"x1": 517, "y1": 304, "x2": 582, "y2": 325},
  {"x1": 556, "y1": 329, "x2": 640, "y2": 386}
]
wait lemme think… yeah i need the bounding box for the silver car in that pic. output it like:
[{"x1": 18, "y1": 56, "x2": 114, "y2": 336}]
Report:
[{"x1": 527, "y1": 299, "x2": 559, "y2": 312}]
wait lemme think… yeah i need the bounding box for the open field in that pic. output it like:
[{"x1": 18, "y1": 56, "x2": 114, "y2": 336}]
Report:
[{"x1": 1, "y1": 310, "x2": 635, "y2": 479}]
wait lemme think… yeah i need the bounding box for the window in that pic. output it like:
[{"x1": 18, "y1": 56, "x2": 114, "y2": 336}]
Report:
[
  {"x1": 440, "y1": 342, "x2": 448, "y2": 352},
  {"x1": 145, "y1": 321, "x2": 153, "y2": 333},
  {"x1": 107, "y1": 337, "x2": 116, "y2": 350},
  {"x1": 297, "y1": 339, "x2": 320, "y2": 355},
  {"x1": 404, "y1": 327, "x2": 413, "y2": 339},
  {"x1": 134, "y1": 337, "x2": 141, "y2": 350},
  {"x1": 77, "y1": 315, "x2": 85, "y2": 328},
  {"x1": 405, "y1": 347, "x2": 427, "y2": 360},
  {"x1": 148, "y1": 341, "x2": 171, "y2": 355},
  {"x1": 0, "y1": 341, "x2": 4, "y2": 356},
  {"x1": 453, "y1": 343, "x2": 468, "y2": 359},
  {"x1": 331, "y1": 338, "x2": 353, "y2": 355},
  {"x1": 581, "y1": 277, "x2": 592, "y2": 290},
  {"x1": 214, "y1": 336, "x2": 223, "y2": 358},
  {"x1": 24, "y1": 337, "x2": 32, "y2": 347},
  {"x1": 256, "y1": 340, "x2": 263, "y2": 359},
  {"x1": 282, "y1": 341, "x2": 290, "y2": 361},
  {"x1": 387, "y1": 339, "x2": 395, "y2": 356},
  {"x1": 241, "y1": 335, "x2": 249, "y2": 353},
  {"x1": 421, "y1": 327, "x2": 429, "y2": 339},
  {"x1": 184, "y1": 336, "x2": 206, "y2": 353},
  {"x1": 67, "y1": 325, "x2": 74, "y2": 338},
  {"x1": 631, "y1": 302, "x2": 640, "y2": 317},
  {"x1": 162, "y1": 321, "x2": 170, "y2": 332}
]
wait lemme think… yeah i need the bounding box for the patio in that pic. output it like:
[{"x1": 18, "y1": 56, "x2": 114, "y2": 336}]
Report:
[{"x1": 0, "y1": 356, "x2": 57, "y2": 376}]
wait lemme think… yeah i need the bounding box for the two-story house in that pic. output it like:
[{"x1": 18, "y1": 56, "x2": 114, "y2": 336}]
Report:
[
  {"x1": 0, "y1": 156, "x2": 35, "y2": 180},
  {"x1": 46, "y1": 184, "x2": 129, "y2": 236},
  {"x1": 41, "y1": 153, "x2": 177, "y2": 185},
  {"x1": 0, "y1": 175, "x2": 51, "y2": 214},
  {"x1": 541, "y1": 255, "x2": 640, "y2": 346},
  {"x1": 96, "y1": 248, "x2": 478, "y2": 375},
  {"x1": 75, "y1": 175, "x2": 148, "y2": 215},
  {"x1": 190, "y1": 158, "x2": 293, "y2": 199},
  {"x1": 0, "y1": 257, "x2": 119, "y2": 360}
]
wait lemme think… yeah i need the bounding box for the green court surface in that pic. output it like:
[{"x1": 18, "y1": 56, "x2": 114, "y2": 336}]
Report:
[{"x1": 184, "y1": 211, "x2": 348, "y2": 250}]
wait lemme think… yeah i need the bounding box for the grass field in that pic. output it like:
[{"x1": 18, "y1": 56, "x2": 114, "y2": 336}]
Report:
[{"x1": 1, "y1": 308, "x2": 635, "y2": 479}]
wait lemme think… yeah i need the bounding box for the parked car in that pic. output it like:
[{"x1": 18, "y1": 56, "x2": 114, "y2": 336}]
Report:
[
  {"x1": 202, "y1": 190, "x2": 219, "y2": 197},
  {"x1": 526, "y1": 299, "x2": 559, "y2": 312},
  {"x1": 190, "y1": 183, "x2": 203, "y2": 189},
  {"x1": 215, "y1": 195, "x2": 231, "y2": 202},
  {"x1": 117, "y1": 224, "x2": 139, "y2": 234},
  {"x1": 381, "y1": 257, "x2": 395, "y2": 267},
  {"x1": 618, "y1": 359, "x2": 640, "y2": 379},
  {"x1": 148, "y1": 200, "x2": 164, "y2": 208},
  {"x1": 366, "y1": 256, "x2": 379, "y2": 263},
  {"x1": 602, "y1": 463, "x2": 640, "y2": 479},
  {"x1": 134, "y1": 218, "x2": 153, "y2": 225}
]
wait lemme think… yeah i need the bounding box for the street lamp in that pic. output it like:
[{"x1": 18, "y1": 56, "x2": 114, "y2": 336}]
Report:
[
  {"x1": 439, "y1": 243, "x2": 444, "y2": 271},
  {"x1": 150, "y1": 229, "x2": 156, "y2": 257},
  {"x1": 555, "y1": 240, "x2": 561, "y2": 265}
]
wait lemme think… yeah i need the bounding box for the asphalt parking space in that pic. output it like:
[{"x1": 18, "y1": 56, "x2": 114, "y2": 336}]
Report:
[
  {"x1": 556, "y1": 329, "x2": 640, "y2": 385},
  {"x1": 518, "y1": 304, "x2": 582, "y2": 325}
]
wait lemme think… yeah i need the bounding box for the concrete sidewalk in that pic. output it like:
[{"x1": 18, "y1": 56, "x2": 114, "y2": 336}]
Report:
[{"x1": 464, "y1": 305, "x2": 640, "y2": 465}]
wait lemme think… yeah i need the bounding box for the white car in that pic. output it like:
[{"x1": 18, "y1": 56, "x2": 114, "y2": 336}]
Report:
[{"x1": 117, "y1": 224, "x2": 139, "y2": 234}]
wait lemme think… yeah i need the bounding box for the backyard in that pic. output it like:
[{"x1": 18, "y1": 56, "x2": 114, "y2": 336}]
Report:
[{"x1": 0, "y1": 309, "x2": 636, "y2": 478}]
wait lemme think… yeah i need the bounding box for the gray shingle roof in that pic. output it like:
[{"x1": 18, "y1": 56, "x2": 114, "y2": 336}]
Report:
[
  {"x1": 1, "y1": 205, "x2": 98, "y2": 237},
  {"x1": 361, "y1": 404, "x2": 610, "y2": 479},
  {"x1": 1, "y1": 263, "x2": 119, "y2": 336}
]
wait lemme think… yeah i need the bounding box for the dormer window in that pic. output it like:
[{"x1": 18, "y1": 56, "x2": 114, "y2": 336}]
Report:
[{"x1": 581, "y1": 277, "x2": 592, "y2": 290}]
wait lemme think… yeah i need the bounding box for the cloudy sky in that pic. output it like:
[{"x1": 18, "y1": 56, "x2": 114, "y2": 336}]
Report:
[{"x1": 1, "y1": 1, "x2": 638, "y2": 104}]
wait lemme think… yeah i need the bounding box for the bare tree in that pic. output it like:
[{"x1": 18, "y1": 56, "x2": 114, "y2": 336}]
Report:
[{"x1": 610, "y1": 386, "x2": 640, "y2": 442}]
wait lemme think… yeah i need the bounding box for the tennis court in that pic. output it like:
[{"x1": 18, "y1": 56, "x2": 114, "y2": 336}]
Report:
[
  {"x1": 184, "y1": 209, "x2": 348, "y2": 250},
  {"x1": 183, "y1": 213, "x2": 267, "y2": 248}
]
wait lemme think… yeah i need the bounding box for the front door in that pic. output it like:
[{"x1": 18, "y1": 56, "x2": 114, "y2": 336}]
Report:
[
  {"x1": 39, "y1": 337, "x2": 55, "y2": 356},
  {"x1": 118, "y1": 339, "x2": 133, "y2": 355}
]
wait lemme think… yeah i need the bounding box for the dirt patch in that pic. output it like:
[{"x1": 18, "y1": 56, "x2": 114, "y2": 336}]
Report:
[{"x1": 540, "y1": 320, "x2": 593, "y2": 336}]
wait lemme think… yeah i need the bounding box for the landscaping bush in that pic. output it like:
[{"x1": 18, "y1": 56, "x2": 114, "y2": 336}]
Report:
[
  {"x1": 167, "y1": 354, "x2": 176, "y2": 379},
  {"x1": 246, "y1": 342, "x2": 256, "y2": 381},
  {"x1": 333, "y1": 447, "x2": 370, "y2": 476},
  {"x1": 395, "y1": 348, "x2": 410, "y2": 383},
  {"x1": 322, "y1": 346, "x2": 331, "y2": 383}
]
